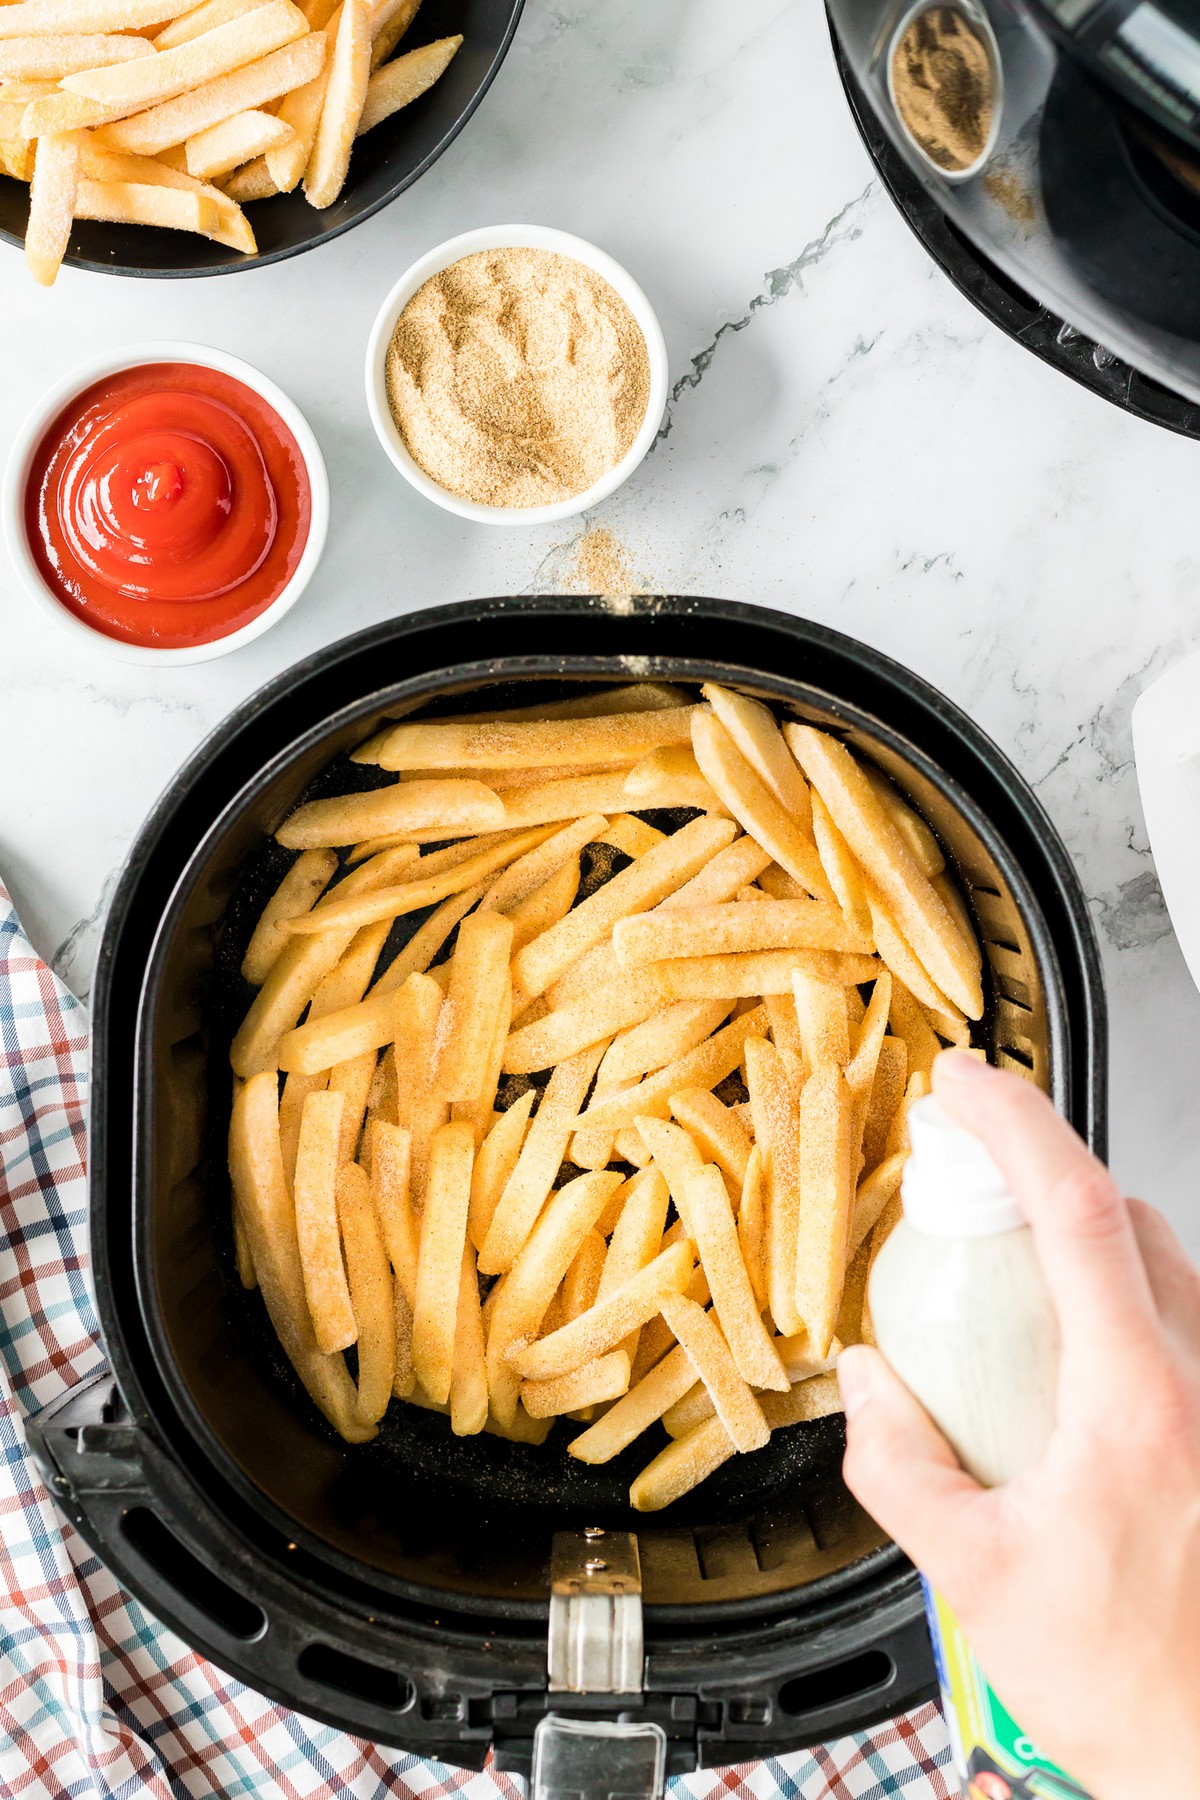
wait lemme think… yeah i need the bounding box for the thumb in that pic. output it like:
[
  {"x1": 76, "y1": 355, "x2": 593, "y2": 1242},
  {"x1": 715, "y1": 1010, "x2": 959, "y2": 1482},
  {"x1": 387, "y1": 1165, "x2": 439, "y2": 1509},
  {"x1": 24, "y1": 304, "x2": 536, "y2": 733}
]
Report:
[{"x1": 839, "y1": 1345, "x2": 988, "y2": 1585}]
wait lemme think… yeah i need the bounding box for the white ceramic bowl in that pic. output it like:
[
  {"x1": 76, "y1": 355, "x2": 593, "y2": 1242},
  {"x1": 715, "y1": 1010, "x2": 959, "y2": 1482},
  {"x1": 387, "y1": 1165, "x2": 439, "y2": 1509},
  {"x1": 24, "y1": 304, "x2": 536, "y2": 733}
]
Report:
[
  {"x1": 365, "y1": 224, "x2": 670, "y2": 526},
  {"x1": 2, "y1": 340, "x2": 329, "y2": 667}
]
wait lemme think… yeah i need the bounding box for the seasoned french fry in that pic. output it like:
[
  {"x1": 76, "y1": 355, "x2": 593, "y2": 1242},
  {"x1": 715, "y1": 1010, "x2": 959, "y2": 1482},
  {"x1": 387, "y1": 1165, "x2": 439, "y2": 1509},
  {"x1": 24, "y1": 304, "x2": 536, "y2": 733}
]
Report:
[
  {"x1": 506, "y1": 855, "x2": 579, "y2": 952},
  {"x1": 436, "y1": 910, "x2": 513, "y2": 1104},
  {"x1": 412, "y1": 1119, "x2": 474, "y2": 1404},
  {"x1": 667, "y1": 1088, "x2": 752, "y2": 1189},
  {"x1": 233, "y1": 1194, "x2": 257, "y2": 1288},
  {"x1": 849, "y1": 1150, "x2": 906, "y2": 1256},
  {"x1": 375, "y1": 707, "x2": 698, "y2": 773},
  {"x1": 887, "y1": 981, "x2": 941, "y2": 1080},
  {"x1": 562, "y1": 1228, "x2": 607, "y2": 1322},
  {"x1": 479, "y1": 1039, "x2": 609, "y2": 1274},
  {"x1": 756, "y1": 864, "x2": 804, "y2": 900},
  {"x1": 762, "y1": 990, "x2": 806, "y2": 1091},
  {"x1": 289, "y1": 827, "x2": 557, "y2": 935},
  {"x1": 278, "y1": 1068, "x2": 325, "y2": 1187},
  {"x1": 836, "y1": 1239, "x2": 872, "y2": 1349},
  {"x1": 794, "y1": 1062, "x2": 856, "y2": 1358},
  {"x1": 924, "y1": 1000, "x2": 971, "y2": 1047},
  {"x1": 337, "y1": 1161, "x2": 395, "y2": 1424},
  {"x1": 701, "y1": 683, "x2": 813, "y2": 829},
  {"x1": 737, "y1": 1142, "x2": 768, "y2": 1312},
  {"x1": 419, "y1": 682, "x2": 690, "y2": 730},
  {"x1": 504, "y1": 980, "x2": 663, "y2": 1074},
  {"x1": 306, "y1": 915, "x2": 391, "y2": 1020},
  {"x1": 477, "y1": 813, "x2": 601, "y2": 916},
  {"x1": 278, "y1": 985, "x2": 405, "y2": 1075},
  {"x1": 809, "y1": 788, "x2": 872, "y2": 938},
  {"x1": 634, "y1": 1114, "x2": 704, "y2": 1237},
  {"x1": 884, "y1": 1069, "x2": 930, "y2": 1161},
  {"x1": 369, "y1": 1118, "x2": 417, "y2": 1304},
  {"x1": 186, "y1": 104, "x2": 293, "y2": 176},
  {"x1": 614, "y1": 899, "x2": 870, "y2": 968},
  {"x1": 932, "y1": 868, "x2": 982, "y2": 980},
  {"x1": 391, "y1": 971, "x2": 446, "y2": 1202},
  {"x1": 847, "y1": 972, "x2": 892, "y2": 1097},
  {"x1": 568, "y1": 1343, "x2": 695, "y2": 1463},
  {"x1": 369, "y1": 0, "x2": 418, "y2": 66},
  {"x1": 511, "y1": 815, "x2": 738, "y2": 1002},
  {"x1": 485, "y1": 1169, "x2": 623, "y2": 1427},
  {"x1": 393, "y1": 1276, "x2": 415, "y2": 1396},
  {"x1": 292, "y1": 1088, "x2": 355, "y2": 1353},
  {"x1": 577, "y1": 1005, "x2": 768, "y2": 1133},
  {"x1": 95, "y1": 29, "x2": 325, "y2": 154},
  {"x1": 630, "y1": 949, "x2": 877, "y2": 1003},
  {"x1": 692, "y1": 711, "x2": 832, "y2": 901},
  {"x1": 598, "y1": 1000, "x2": 731, "y2": 1088},
  {"x1": 154, "y1": 0, "x2": 270, "y2": 51},
  {"x1": 862, "y1": 1036, "x2": 908, "y2": 1172},
  {"x1": 595, "y1": 1165, "x2": 669, "y2": 1364},
  {"x1": 763, "y1": 1369, "x2": 844, "y2": 1427},
  {"x1": 65, "y1": 0, "x2": 305, "y2": 104},
  {"x1": 660, "y1": 1380, "x2": 712, "y2": 1439},
  {"x1": 630, "y1": 1413, "x2": 736, "y2": 1511},
  {"x1": 304, "y1": 0, "x2": 369, "y2": 206},
  {"x1": 522, "y1": 1349, "x2": 630, "y2": 1419},
  {"x1": 357, "y1": 29, "x2": 458, "y2": 131},
  {"x1": 744, "y1": 1035, "x2": 802, "y2": 1335},
  {"x1": 508, "y1": 1239, "x2": 696, "y2": 1383},
  {"x1": 24, "y1": 128, "x2": 78, "y2": 287},
  {"x1": 372, "y1": 881, "x2": 487, "y2": 996},
  {"x1": 450, "y1": 1243, "x2": 488, "y2": 1435},
  {"x1": 864, "y1": 768, "x2": 944, "y2": 876},
  {"x1": 683, "y1": 1164, "x2": 787, "y2": 1391},
  {"x1": 326, "y1": 1047, "x2": 376, "y2": 1162},
  {"x1": 657, "y1": 833, "x2": 773, "y2": 909},
  {"x1": 791, "y1": 969, "x2": 851, "y2": 1068},
  {"x1": 594, "y1": 813, "x2": 666, "y2": 859},
  {"x1": 774, "y1": 1331, "x2": 843, "y2": 1383},
  {"x1": 785, "y1": 726, "x2": 983, "y2": 1018},
  {"x1": 468, "y1": 1088, "x2": 534, "y2": 1252},
  {"x1": 229, "y1": 1072, "x2": 372, "y2": 1440},
  {"x1": 279, "y1": 778, "x2": 504, "y2": 851},
  {"x1": 866, "y1": 880, "x2": 956, "y2": 1016}
]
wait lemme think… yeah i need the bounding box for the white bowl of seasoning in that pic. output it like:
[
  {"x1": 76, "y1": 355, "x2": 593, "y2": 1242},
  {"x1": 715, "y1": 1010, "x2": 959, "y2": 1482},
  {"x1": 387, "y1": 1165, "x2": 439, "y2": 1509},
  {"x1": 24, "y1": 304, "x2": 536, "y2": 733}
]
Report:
[
  {"x1": 2, "y1": 340, "x2": 329, "y2": 667},
  {"x1": 365, "y1": 224, "x2": 669, "y2": 526}
]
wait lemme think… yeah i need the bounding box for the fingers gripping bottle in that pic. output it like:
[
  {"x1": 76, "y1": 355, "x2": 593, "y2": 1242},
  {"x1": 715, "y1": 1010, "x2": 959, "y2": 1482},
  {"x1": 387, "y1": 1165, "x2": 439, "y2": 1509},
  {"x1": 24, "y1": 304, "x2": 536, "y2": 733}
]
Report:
[{"x1": 868, "y1": 1097, "x2": 1090, "y2": 1800}]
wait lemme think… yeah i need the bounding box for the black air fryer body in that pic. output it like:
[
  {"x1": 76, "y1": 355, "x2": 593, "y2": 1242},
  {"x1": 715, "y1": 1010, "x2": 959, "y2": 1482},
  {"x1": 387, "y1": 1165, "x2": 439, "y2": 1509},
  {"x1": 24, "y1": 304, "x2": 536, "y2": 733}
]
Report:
[
  {"x1": 27, "y1": 598, "x2": 1106, "y2": 1779},
  {"x1": 827, "y1": 0, "x2": 1200, "y2": 428}
]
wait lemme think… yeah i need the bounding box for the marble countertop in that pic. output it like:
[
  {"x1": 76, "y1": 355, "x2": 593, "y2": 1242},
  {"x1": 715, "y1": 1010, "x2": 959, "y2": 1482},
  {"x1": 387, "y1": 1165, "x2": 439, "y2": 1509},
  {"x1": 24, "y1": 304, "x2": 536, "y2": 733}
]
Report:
[{"x1": 2, "y1": 0, "x2": 1198, "y2": 1250}]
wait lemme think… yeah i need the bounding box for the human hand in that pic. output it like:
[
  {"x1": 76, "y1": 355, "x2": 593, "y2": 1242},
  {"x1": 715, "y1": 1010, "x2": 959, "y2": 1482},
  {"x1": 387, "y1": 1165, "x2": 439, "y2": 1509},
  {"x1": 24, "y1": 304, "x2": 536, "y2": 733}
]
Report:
[{"x1": 838, "y1": 1050, "x2": 1200, "y2": 1800}]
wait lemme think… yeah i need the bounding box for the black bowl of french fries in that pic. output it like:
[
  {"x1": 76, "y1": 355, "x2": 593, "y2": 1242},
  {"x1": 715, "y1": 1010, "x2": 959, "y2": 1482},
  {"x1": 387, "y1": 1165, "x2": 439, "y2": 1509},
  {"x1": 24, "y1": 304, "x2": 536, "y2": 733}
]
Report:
[
  {"x1": 0, "y1": 0, "x2": 522, "y2": 283},
  {"x1": 29, "y1": 598, "x2": 1105, "y2": 1777}
]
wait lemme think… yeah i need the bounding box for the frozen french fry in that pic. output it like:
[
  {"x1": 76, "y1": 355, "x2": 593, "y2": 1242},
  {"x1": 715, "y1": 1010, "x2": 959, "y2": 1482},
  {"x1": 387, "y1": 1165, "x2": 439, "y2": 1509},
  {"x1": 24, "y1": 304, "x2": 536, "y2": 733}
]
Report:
[
  {"x1": 326, "y1": 1048, "x2": 376, "y2": 1163},
  {"x1": 761, "y1": 1370, "x2": 844, "y2": 1427},
  {"x1": 667, "y1": 1087, "x2": 752, "y2": 1188},
  {"x1": 744, "y1": 1035, "x2": 803, "y2": 1336},
  {"x1": 511, "y1": 814, "x2": 739, "y2": 1002},
  {"x1": 683, "y1": 1164, "x2": 787, "y2": 1391},
  {"x1": 231, "y1": 924, "x2": 358, "y2": 1077},
  {"x1": 307, "y1": 916, "x2": 392, "y2": 1019},
  {"x1": 866, "y1": 880, "x2": 957, "y2": 1016},
  {"x1": 507, "y1": 1239, "x2": 696, "y2": 1383},
  {"x1": 656, "y1": 834, "x2": 773, "y2": 909},
  {"x1": 809, "y1": 788, "x2": 872, "y2": 938},
  {"x1": 479, "y1": 1039, "x2": 609, "y2": 1274},
  {"x1": 792, "y1": 969, "x2": 851, "y2": 1069},
  {"x1": 266, "y1": 0, "x2": 335, "y2": 189},
  {"x1": 185, "y1": 103, "x2": 293, "y2": 177},
  {"x1": 633, "y1": 949, "x2": 877, "y2": 1002},
  {"x1": 503, "y1": 980, "x2": 663, "y2": 1074},
  {"x1": 849, "y1": 1150, "x2": 906, "y2": 1256},
  {"x1": 522, "y1": 1349, "x2": 630, "y2": 1419},
  {"x1": 794, "y1": 1061, "x2": 856, "y2": 1358},
  {"x1": 562, "y1": 1228, "x2": 607, "y2": 1322},
  {"x1": 594, "y1": 1165, "x2": 669, "y2": 1364},
  {"x1": 621, "y1": 745, "x2": 727, "y2": 814},
  {"x1": 774, "y1": 1331, "x2": 842, "y2": 1383},
  {"x1": 468, "y1": 1088, "x2": 535, "y2": 1252},
  {"x1": 391, "y1": 971, "x2": 447, "y2": 1203},
  {"x1": 369, "y1": 1118, "x2": 417, "y2": 1305},
  {"x1": 154, "y1": 0, "x2": 269, "y2": 50},
  {"x1": 485, "y1": 1168, "x2": 623, "y2": 1427},
  {"x1": 613, "y1": 899, "x2": 870, "y2": 968},
  {"x1": 598, "y1": 1000, "x2": 731, "y2": 1088},
  {"x1": 701, "y1": 682, "x2": 813, "y2": 829},
  {"x1": 65, "y1": 0, "x2": 306, "y2": 103},
  {"x1": 864, "y1": 768, "x2": 944, "y2": 876},
  {"x1": 24, "y1": 129, "x2": 78, "y2": 287},
  {"x1": 887, "y1": 981, "x2": 941, "y2": 1080},
  {"x1": 304, "y1": 0, "x2": 369, "y2": 205},
  {"x1": 436, "y1": 910, "x2": 513, "y2": 1104},
  {"x1": 393, "y1": 1277, "x2": 416, "y2": 1396},
  {"x1": 630, "y1": 1413, "x2": 736, "y2": 1511},
  {"x1": 357, "y1": 30, "x2": 459, "y2": 132},
  {"x1": 337, "y1": 1161, "x2": 395, "y2": 1425},
  {"x1": 229, "y1": 1072, "x2": 372, "y2": 1441},
  {"x1": 576, "y1": 1006, "x2": 768, "y2": 1133},
  {"x1": 288, "y1": 827, "x2": 557, "y2": 935},
  {"x1": 412, "y1": 1119, "x2": 474, "y2": 1405},
  {"x1": 506, "y1": 855, "x2": 580, "y2": 951},
  {"x1": 369, "y1": 0, "x2": 419, "y2": 65},
  {"x1": 862, "y1": 1036, "x2": 908, "y2": 1172},
  {"x1": 661, "y1": 1381, "x2": 712, "y2": 1439},
  {"x1": 292, "y1": 1088, "x2": 354, "y2": 1353},
  {"x1": 0, "y1": 0, "x2": 192, "y2": 30},
  {"x1": 242, "y1": 848, "x2": 336, "y2": 984},
  {"x1": 94, "y1": 28, "x2": 325, "y2": 154},
  {"x1": 278, "y1": 1069, "x2": 325, "y2": 1188},
  {"x1": 478, "y1": 814, "x2": 604, "y2": 914},
  {"x1": 277, "y1": 985, "x2": 407, "y2": 1075},
  {"x1": 737, "y1": 1143, "x2": 768, "y2": 1313},
  {"x1": 375, "y1": 707, "x2": 698, "y2": 772},
  {"x1": 595, "y1": 813, "x2": 667, "y2": 859},
  {"x1": 450, "y1": 1243, "x2": 488, "y2": 1435},
  {"x1": 784, "y1": 725, "x2": 983, "y2": 1018},
  {"x1": 278, "y1": 778, "x2": 504, "y2": 850},
  {"x1": 763, "y1": 990, "x2": 806, "y2": 1092},
  {"x1": 568, "y1": 1343, "x2": 695, "y2": 1463},
  {"x1": 372, "y1": 882, "x2": 487, "y2": 996},
  {"x1": 0, "y1": 35, "x2": 153, "y2": 80},
  {"x1": 692, "y1": 711, "x2": 832, "y2": 901}
]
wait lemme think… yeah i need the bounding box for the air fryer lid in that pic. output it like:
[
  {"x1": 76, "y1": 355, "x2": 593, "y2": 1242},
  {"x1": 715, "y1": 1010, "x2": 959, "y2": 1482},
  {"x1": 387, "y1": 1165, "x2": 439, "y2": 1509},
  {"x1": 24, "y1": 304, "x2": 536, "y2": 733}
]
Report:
[{"x1": 45, "y1": 599, "x2": 1105, "y2": 1770}]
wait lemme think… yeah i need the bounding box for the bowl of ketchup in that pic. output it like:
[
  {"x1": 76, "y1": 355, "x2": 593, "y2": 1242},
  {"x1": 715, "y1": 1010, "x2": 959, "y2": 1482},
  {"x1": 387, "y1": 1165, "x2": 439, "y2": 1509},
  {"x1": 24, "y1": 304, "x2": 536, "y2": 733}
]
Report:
[{"x1": 3, "y1": 342, "x2": 329, "y2": 665}]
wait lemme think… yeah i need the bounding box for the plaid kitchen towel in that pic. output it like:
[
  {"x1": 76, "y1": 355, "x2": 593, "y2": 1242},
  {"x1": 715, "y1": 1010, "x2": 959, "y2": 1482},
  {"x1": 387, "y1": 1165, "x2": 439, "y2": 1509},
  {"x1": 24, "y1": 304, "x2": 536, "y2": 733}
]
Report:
[{"x1": 0, "y1": 876, "x2": 955, "y2": 1800}]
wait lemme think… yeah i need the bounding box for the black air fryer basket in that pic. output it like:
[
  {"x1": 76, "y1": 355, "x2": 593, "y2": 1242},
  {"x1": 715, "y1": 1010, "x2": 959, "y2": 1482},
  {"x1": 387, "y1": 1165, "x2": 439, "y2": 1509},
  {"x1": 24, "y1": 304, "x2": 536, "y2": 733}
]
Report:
[{"x1": 27, "y1": 598, "x2": 1105, "y2": 1790}]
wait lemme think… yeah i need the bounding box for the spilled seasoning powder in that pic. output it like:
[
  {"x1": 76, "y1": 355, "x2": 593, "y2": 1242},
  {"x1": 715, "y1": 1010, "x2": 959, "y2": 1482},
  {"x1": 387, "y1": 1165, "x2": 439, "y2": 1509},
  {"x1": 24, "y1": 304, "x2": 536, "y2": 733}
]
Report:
[
  {"x1": 891, "y1": 5, "x2": 995, "y2": 174},
  {"x1": 385, "y1": 248, "x2": 651, "y2": 508}
]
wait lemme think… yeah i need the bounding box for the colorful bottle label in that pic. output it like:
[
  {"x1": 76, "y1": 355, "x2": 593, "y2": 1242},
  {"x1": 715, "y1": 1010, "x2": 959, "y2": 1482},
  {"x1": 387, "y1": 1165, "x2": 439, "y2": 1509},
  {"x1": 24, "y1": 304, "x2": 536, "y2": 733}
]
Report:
[{"x1": 922, "y1": 1581, "x2": 1093, "y2": 1800}]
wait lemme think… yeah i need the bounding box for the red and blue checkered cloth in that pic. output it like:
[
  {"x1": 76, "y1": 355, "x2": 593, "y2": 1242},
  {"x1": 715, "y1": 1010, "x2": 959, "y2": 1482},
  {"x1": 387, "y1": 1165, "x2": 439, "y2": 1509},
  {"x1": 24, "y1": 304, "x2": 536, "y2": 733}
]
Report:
[{"x1": 0, "y1": 876, "x2": 955, "y2": 1799}]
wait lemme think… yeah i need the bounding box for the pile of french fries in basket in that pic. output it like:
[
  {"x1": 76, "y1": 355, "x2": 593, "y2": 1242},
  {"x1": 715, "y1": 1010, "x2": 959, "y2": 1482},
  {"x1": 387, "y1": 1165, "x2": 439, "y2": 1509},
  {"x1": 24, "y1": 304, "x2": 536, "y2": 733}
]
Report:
[
  {"x1": 228, "y1": 680, "x2": 985, "y2": 1510},
  {"x1": 0, "y1": 0, "x2": 462, "y2": 283}
]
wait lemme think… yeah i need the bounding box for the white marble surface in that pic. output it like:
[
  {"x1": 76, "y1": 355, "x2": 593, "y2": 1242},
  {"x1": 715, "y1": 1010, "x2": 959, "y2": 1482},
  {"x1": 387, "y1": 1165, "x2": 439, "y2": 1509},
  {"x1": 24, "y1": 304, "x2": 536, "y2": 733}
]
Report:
[{"x1": 2, "y1": 1, "x2": 1199, "y2": 1248}]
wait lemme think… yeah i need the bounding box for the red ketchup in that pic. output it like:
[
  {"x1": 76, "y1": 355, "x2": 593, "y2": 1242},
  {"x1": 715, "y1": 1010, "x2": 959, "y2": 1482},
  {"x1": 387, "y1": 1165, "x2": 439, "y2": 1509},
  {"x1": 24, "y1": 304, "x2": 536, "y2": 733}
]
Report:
[{"x1": 26, "y1": 361, "x2": 312, "y2": 649}]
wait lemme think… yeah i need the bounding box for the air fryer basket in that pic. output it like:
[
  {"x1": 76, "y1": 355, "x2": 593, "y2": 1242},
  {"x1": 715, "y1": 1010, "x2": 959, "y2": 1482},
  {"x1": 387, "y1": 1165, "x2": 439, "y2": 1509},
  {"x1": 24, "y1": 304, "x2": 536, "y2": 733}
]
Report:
[{"x1": 28, "y1": 598, "x2": 1105, "y2": 1777}]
